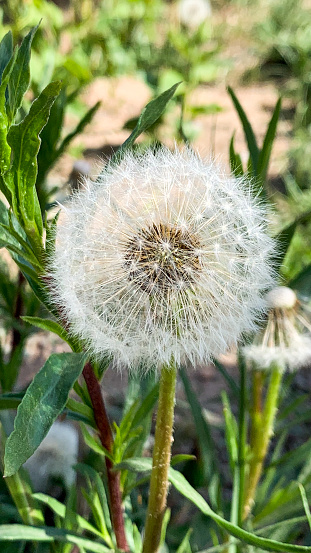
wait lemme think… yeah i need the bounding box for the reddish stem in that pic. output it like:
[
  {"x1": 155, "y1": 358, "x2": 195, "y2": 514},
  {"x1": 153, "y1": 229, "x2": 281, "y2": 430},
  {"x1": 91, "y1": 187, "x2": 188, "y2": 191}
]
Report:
[{"x1": 82, "y1": 362, "x2": 129, "y2": 552}]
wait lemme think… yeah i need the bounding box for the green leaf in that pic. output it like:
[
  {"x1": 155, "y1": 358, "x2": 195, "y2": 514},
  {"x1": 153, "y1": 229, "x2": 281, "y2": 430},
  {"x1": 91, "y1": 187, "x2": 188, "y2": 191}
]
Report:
[
  {"x1": 66, "y1": 398, "x2": 96, "y2": 428},
  {"x1": 0, "y1": 222, "x2": 42, "y2": 270},
  {"x1": 180, "y1": 366, "x2": 221, "y2": 509},
  {"x1": 0, "y1": 525, "x2": 112, "y2": 553},
  {"x1": 36, "y1": 90, "x2": 66, "y2": 189},
  {"x1": 227, "y1": 86, "x2": 259, "y2": 174},
  {"x1": 75, "y1": 463, "x2": 112, "y2": 539},
  {"x1": 229, "y1": 134, "x2": 244, "y2": 178},
  {"x1": 6, "y1": 80, "x2": 62, "y2": 241},
  {"x1": 221, "y1": 392, "x2": 238, "y2": 473},
  {"x1": 80, "y1": 423, "x2": 113, "y2": 461},
  {"x1": 0, "y1": 47, "x2": 18, "y2": 201},
  {"x1": 131, "y1": 381, "x2": 160, "y2": 429},
  {"x1": 56, "y1": 101, "x2": 101, "y2": 160},
  {"x1": 168, "y1": 469, "x2": 311, "y2": 553},
  {"x1": 289, "y1": 264, "x2": 311, "y2": 299},
  {"x1": 0, "y1": 31, "x2": 13, "y2": 82},
  {"x1": 273, "y1": 210, "x2": 311, "y2": 274},
  {"x1": 109, "y1": 82, "x2": 181, "y2": 166},
  {"x1": 212, "y1": 358, "x2": 239, "y2": 397},
  {"x1": 257, "y1": 98, "x2": 281, "y2": 183},
  {"x1": 171, "y1": 454, "x2": 196, "y2": 466},
  {"x1": 0, "y1": 392, "x2": 24, "y2": 410},
  {"x1": 120, "y1": 459, "x2": 311, "y2": 553},
  {"x1": 33, "y1": 493, "x2": 106, "y2": 541},
  {"x1": 4, "y1": 352, "x2": 86, "y2": 476},
  {"x1": 160, "y1": 508, "x2": 171, "y2": 547},
  {"x1": 176, "y1": 529, "x2": 193, "y2": 553},
  {"x1": 6, "y1": 25, "x2": 38, "y2": 126},
  {"x1": 298, "y1": 483, "x2": 311, "y2": 531},
  {"x1": 21, "y1": 316, "x2": 74, "y2": 347}
]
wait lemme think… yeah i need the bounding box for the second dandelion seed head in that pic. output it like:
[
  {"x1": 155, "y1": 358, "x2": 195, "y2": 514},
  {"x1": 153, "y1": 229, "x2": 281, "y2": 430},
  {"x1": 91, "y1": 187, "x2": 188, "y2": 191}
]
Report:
[{"x1": 243, "y1": 286, "x2": 311, "y2": 371}]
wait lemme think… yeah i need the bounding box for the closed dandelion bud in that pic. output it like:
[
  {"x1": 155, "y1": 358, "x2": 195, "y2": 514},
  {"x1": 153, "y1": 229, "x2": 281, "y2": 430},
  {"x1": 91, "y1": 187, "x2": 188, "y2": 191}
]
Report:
[
  {"x1": 243, "y1": 286, "x2": 311, "y2": 371},
  {"x1": 50, "y1": 147, "x2": 274, "y2": 371}
]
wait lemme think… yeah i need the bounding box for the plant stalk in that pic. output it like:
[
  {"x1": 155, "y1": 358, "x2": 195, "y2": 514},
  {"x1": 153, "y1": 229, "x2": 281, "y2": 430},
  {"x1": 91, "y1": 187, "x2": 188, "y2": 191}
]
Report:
[
  {"x1": 82, "y1": 362, "x2": 129, "y2": 552},
  {"x1": 243, "y1": 365, "x2": 283, "y2": 520},
  {"x1": 142, "y1": 360, "x2": 177, "y2": 553}
]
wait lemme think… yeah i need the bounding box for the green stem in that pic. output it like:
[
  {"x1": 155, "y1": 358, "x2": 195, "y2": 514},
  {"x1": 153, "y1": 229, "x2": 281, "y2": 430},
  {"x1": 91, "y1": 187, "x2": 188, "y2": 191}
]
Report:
[
  {"x1": 228, "y1": 355, "x2": 247, "y2": 553},
  {"x1": 142, "y1": 360, "x2": 177, "y2": 553},
  {"x1": 243, "y1": 365, "x2": 283, "y2": 520}
]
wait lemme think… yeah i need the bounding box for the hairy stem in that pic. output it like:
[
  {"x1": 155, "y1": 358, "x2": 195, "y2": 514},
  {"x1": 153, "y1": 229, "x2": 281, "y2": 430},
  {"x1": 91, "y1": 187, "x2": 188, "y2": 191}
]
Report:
[
  {"x1": 243, "y1": 365, "x2": 282, "y2": 520},
  {"x1": 82, "y1": 362, "x2": 129, "y2": 552},
  {"x1": 142, "y1": 360, "x2": 177, "y2": 553}
]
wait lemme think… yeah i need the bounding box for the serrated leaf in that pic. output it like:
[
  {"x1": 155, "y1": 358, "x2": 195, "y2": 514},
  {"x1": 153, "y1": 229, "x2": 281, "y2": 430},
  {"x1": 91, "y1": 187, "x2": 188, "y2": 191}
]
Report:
[
  {"x1": 6, "y1": 25, "x2": 38, "y2": 126},
  {"x1": 0, "y1": 525, "x2": 112, "y2": 553},
  {"x1": 6, "y1": 80, "x2": 62, "y2": 242},
  {"x1": 4, "y1": 352, "x2": 86, "y2": 476},
  {"x1": 0, "y1": 31, "x2": 13, "y2": 82}
]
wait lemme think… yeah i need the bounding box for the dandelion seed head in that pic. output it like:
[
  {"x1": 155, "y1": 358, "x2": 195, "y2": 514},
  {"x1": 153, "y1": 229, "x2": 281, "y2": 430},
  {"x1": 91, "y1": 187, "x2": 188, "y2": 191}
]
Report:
[
  {"x1": 50, "y1": 147, "x2": 274, "y2": 371},
  {"x1": 243, "y1": 286, "x2": 311, "y2": 371}
]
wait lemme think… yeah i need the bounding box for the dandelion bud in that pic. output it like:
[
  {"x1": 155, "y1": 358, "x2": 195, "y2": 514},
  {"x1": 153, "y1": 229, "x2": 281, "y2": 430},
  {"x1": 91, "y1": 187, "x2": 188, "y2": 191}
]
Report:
[{"x1": 50, "y1": 147, "x2": 274, "y2": 371}]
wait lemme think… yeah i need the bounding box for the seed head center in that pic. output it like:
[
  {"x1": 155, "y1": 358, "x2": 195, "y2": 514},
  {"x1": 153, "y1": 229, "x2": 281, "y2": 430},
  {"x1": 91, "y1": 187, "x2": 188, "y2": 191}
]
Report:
[{"x1": 124, "y1": 223, "x2": 201, "y2": 294}]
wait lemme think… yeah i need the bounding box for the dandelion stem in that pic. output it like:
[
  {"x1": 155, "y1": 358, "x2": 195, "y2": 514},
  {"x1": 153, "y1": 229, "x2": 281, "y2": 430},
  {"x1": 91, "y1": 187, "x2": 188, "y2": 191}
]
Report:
[
  {"x1": 82, "y1": 362, "x2": 129, "y2": 552},
  {"x1": 142, "y1": 360, "x2": 177, "y2": 553},
  {"x1": 243, "y1": 365, "x2": 282, "y2": 520}
]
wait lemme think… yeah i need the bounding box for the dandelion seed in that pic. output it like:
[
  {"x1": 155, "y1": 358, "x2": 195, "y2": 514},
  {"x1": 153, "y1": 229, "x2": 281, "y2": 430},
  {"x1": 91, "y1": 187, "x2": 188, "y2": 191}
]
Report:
[
  {"x1": 50, "y1": 147, "x2": 273, "y2": 371},
  {"x1": 243, "y1": 286, "x2": 311, "y2": 371}
]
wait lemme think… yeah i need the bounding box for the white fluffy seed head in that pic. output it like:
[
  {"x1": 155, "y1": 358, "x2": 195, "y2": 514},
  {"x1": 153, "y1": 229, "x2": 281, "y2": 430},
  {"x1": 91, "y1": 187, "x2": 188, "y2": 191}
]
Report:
[
  {"x1": 50, "y1": 147, "x2": 274, "y2": 372},
  {"x1": 243, "y1": 286, "x2": 311, "y2": 371},
  {"x1": 24, "y1": 422, "x2": 79, "y2": 492}
]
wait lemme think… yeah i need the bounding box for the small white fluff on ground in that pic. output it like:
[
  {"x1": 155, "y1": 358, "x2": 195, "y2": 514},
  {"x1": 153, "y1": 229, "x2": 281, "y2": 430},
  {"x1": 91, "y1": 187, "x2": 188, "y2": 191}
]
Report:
[{"x1": 24, "y1": 421, "x2": 79, "y2": 492}]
